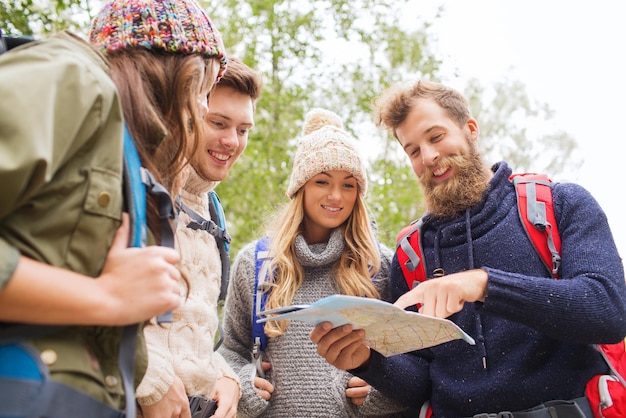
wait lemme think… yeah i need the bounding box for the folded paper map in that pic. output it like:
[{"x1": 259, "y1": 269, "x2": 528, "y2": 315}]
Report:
[{"x1": 257, "y1": 294, "x2": 475, "y2": 357}]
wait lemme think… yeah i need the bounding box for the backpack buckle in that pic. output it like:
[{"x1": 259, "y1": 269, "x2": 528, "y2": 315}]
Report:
[{"x1": 252, "y1": 338, "x2": 265, "y2": 378}]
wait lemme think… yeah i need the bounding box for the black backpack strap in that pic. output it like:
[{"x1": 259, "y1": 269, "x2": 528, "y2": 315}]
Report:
[
  {"x1": 177, "y1": 194, "x2": 231, "y2": 302},
  {"x1": 0, "y1": 29, "x2": 36, "y2": 55},
  {"x1": 139, "y1": 168, "x2": 176, "y2": 251},
  {"x1": 0, "y1": 30, "x2": 36, "y2": 55},
  {"x1": 0, "y1": 29, "x2": 6, "y2": 55},
  {"x1": 175, "y1": 194, "x2": 231, "y2": 351},
  {"x1": 208, "y1": 191, "x2": 230, "y2": 302}
]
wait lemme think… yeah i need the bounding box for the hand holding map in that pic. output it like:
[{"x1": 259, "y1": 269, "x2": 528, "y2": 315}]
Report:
[{"x1": 257, "y1": 294, "x2": 475, "y2": 357}]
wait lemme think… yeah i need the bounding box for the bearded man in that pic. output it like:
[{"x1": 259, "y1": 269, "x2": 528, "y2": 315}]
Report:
[{"x1": 309, "y1": 79, "x2": 626, "y2": 418}]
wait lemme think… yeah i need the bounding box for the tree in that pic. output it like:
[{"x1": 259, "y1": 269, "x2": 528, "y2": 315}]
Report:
[
  {"x1": 203, "y1": 0, "x2": 442, "y2": 253},
  {"x1": 0, "y1": 0, "x2": 97, "y2": 36},
  {"x1": 1, "y1": 0, "x2": 581, "y2": 255},
  {"x1": 464, "y1": 77, "x2": 582, "y2": 180}
]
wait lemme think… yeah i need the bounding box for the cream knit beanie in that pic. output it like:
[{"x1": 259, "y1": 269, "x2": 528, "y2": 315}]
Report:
[{"x1": 286, "y1": 108, "x2": 367, "y2": 198}]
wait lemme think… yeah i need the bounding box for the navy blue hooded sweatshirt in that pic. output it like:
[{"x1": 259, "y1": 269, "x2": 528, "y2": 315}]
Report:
[{"x1": 353, "y1": 162, "x2": 626, "y2": 417}]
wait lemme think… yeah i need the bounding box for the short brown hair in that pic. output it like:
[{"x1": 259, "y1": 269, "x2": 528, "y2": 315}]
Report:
[
  {"x1": 216, "y1": 57, "x2": 263, "y2": 107},
  {"x1": 373, "y1": 79, "x2": 471, "y2": 139}
]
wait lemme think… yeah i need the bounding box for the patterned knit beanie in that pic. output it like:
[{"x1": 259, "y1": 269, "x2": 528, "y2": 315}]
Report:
[
  {"x1": 286, "y1": 108, "x2": 368, "y2": 198},
  {"x1": 89, "y1": 0, "x2": 228, "y2": 80}
]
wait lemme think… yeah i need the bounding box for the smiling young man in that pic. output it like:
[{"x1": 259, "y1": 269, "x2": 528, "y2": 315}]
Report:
[
  {"x1": 137, "y1": 57, "x2": 264, "y2": 418},
  {"x1": 310, "y1": 80, "x2": 626, "y2": 417}
]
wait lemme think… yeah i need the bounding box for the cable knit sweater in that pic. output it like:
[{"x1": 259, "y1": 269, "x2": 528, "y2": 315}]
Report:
[
  {"x1": 353, "y1": 161, "x2": 626, "y2": 418},
  {"x1": 136, "y1": 167, "x2": 239, "y2": 405},
  {"x1": 219, "y1": 229, "x2": 407, "y2": 417}
]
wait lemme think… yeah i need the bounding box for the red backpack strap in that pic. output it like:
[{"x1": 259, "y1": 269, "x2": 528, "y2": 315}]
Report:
[
  {"x1": 396, "y1": 219, "x2": 426, "y2": 294},
  {"x1": 510, "y1": 173, "x2": 562, "y2": 278}
]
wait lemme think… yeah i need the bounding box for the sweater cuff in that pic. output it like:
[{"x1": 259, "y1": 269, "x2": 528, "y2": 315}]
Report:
[
  {"x1": 236, "y1": 363, "x2": 268, "y2": 418},
  {"x1": 135, "y1": 352, "x2": 175, "y2": 405},
  {"x1": 214, "y1": 352, "x2": 239, "y2": 382}
]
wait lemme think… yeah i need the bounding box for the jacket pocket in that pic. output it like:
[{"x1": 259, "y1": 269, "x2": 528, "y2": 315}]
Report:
[
  {"x1": 66, "y1": 167, "x2": 123, "y2": 274},
  {"x1": 83, "y1": 167, "x2": 123, "y2": 219}
]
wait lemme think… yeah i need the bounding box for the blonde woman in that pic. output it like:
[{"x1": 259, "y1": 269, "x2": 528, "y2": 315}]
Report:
[{"x1": 218, "y1": 108, "x2": 406, "y2": 417}]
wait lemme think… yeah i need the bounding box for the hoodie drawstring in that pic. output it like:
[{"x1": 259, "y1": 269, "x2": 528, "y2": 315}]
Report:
[{"x1": 465, "y1": 208, "x2": 487, "y2": 369}]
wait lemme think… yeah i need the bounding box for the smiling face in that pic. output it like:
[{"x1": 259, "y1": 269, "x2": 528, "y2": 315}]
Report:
[
  {"x1": 397, "y1": 98, "x2": 491, "y2": 217},
  {"x1": 189, "y1": 85, "x2": 254, "y2": 182},
  {"x1": 301, "y1": 170, "x2": 358, "y2": 244}
]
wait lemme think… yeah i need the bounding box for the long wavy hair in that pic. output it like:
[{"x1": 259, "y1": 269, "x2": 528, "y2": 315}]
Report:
[
  {"x1": 106, "y1": 49, "x2": 219, "y2": 242},
  {"x1": 262, "y1": 189, "x2": 381, "y2": 337}
]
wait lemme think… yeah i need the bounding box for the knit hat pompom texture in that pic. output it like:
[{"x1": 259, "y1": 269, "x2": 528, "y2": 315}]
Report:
[
  {"x1": 90, "y1": 0, "x2": 228, "y2": 80},
  {"x1": 286, "y1": 108, "x2": 367, "y2": 198}
]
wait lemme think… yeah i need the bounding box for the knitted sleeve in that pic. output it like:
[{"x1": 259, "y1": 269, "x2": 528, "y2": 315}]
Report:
[
  {"x1": 212, "y1": 350, "x2": 240, "y2": 385},
  {"x1": 351, "y1": 349, "x2": 431, "y2": 411},
  {"x1": 135, "y1": 318, "x2": 176, "y2": 405},
  {"x1": 484, "y1": 182, "x2": 626, "y2": 343},
  {"x1": 330, "y1": 369, "x2": 408, "y2": 417},
  {"x1": 217, "y1": 242, "x2": 268, "y2": 417}
]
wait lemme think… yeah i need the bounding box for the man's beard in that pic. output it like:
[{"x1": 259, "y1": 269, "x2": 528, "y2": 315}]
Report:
[{"x1": 419, "y1": 144, "x2": 489, "y2": 218}]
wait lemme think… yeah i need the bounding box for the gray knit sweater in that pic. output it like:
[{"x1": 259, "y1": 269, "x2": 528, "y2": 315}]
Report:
[{"x1": 219, "y1": 229, "x2": 407, "y2": 417}]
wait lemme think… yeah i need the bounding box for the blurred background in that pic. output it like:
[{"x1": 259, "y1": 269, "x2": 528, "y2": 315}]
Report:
[{"x1": 2, "y1": 0, "x2": 623, "y2": 259}]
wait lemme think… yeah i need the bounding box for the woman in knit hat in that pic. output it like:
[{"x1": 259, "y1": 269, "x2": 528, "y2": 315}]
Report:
[
  {"x1": 218, "y1": 109, "x2": 407, "y2": 417},
  {"x1": 0, "y1": 0, "x2": 226, "y2": 417}
]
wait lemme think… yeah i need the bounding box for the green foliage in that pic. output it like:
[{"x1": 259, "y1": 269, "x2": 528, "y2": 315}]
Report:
[
  {"x1": 204, "y1": 0, "x2": 442, "y2": 257},
  {"x1": 367, "y1": 140, "x2": 423, "y2": 248},
  {"x1": 0, "y1": 0, "x2": 97, "y2": 36},
  {"x1": 1, "y1": 0, "x2": 581, "y2": 258}
]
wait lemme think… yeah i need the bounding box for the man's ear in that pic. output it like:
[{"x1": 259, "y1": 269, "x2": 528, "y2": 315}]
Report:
[{"x1": 466, "y1": 118, "x2": 479, "y2": 142}]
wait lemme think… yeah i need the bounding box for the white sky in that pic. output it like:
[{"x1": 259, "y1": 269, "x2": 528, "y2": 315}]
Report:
[{"x1": 417, "y1": 0, "x2": 626, "y2": 258}]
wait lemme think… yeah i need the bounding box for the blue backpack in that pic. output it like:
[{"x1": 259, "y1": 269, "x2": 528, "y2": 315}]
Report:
[{"x1": 251, "y1": 237, "x2": 273, "y2": 376}]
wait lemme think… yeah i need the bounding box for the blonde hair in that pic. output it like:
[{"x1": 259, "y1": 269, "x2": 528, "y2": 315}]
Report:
[{"x1": 262, "y1": 190, "x2": 381, "y2": 337}]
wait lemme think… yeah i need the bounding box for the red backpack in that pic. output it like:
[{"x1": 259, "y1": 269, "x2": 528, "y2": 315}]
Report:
[{"x1": 395, "y1": 173, "x2": 626, "y2": 418}]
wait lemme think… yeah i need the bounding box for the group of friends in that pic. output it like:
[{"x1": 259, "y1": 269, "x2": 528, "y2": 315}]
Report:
[{"x1": 0, "y1": 0, "x2": 625, "y2": 417}]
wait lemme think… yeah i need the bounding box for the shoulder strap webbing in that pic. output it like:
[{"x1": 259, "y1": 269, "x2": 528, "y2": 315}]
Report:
[
  {"x1": 139, "y1": 168, "x2": 176, "y2": 252},
  {"x1": 105, "y1": 125, "x2": 146, "y2": 418},
  {"x1": 396, "y1": 219, "x2": 426, "y2": 294},
  {"x1": 0, "y1": 29, "x2": 6, "y2": 55},
  {"x1": 252, "y1": 237, "x2": 272, "y2": 378},
  {"x1": 510, "y1": 173, "x2": 562, "y2": 278},
  {"x1": 0, "y1": 30, "x2": 35, "y2": 55},
  {"x1": 177, "y1": 193, "x2": 231, "y2": 302},
  {"x1": 252, "y1": 237, "x2": 272, "y2": 353},
  {"x1": 208, "y1": 191, "x2": 230, "y2": 302},
  {"x1": 175, "y1": 192, "x2": 231, "y2": 352},
  {"x1": 123, "y1": 124, "x2": 148, "y2": 248}
]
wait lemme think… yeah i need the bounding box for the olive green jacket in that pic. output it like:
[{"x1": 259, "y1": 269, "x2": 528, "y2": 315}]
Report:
[{"x1": 0, "y1": 31, "x2": 147, "y2": 410}]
